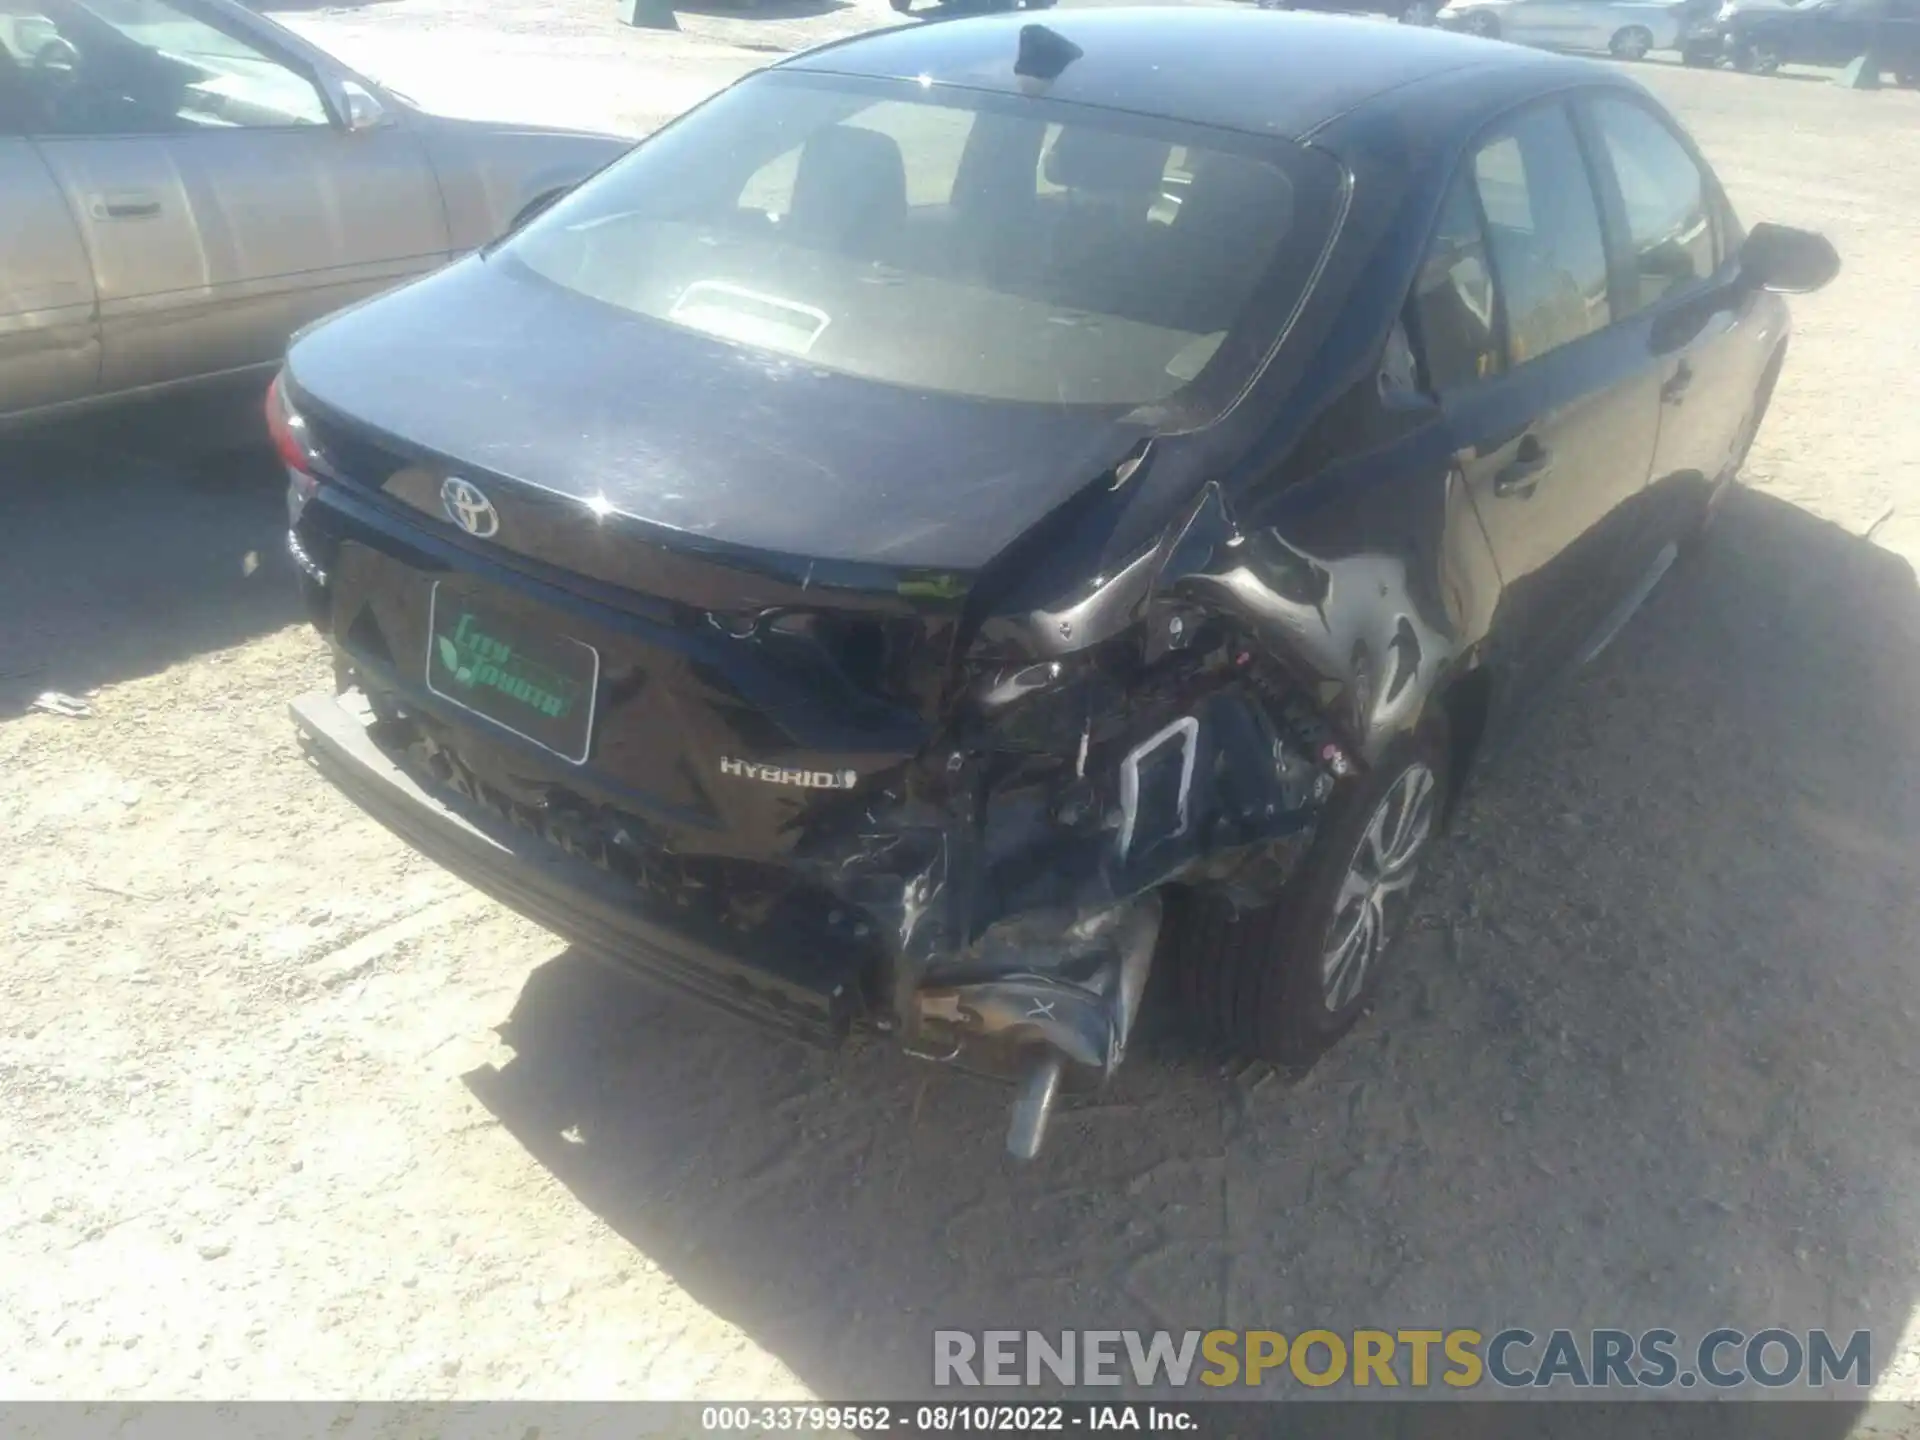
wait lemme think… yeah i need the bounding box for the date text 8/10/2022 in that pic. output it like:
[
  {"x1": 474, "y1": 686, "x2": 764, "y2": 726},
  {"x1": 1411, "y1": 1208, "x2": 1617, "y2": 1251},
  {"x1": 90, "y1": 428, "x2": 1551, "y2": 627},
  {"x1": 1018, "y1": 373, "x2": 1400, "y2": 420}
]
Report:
[{"x1": 701, "y1": 1406, "x2": 1195, "y2": 1432}]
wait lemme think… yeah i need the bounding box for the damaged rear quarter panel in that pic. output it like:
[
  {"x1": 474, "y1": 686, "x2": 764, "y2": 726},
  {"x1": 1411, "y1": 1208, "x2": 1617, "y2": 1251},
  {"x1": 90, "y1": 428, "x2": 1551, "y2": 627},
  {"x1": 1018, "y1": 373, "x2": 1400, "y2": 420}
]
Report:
[{"x1": 820, "y1": 129, "x2": 1509, "y2": 1074}]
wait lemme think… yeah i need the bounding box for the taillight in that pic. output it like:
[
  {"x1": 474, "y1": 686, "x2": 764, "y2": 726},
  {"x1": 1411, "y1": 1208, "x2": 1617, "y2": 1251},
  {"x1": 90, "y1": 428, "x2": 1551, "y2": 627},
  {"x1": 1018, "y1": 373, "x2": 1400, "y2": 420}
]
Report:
[
  {"x1": 267, "y1": 372, "x2": 322, "y2": 482},
  {"x1": 267, "y1": 372, "x2": 324, "y2": 522}
]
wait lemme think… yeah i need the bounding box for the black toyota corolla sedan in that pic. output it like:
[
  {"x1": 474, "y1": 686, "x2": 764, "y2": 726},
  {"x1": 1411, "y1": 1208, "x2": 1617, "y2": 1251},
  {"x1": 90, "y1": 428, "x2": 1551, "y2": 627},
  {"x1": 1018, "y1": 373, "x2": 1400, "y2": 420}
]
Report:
[{"x1": 276, "y1": 8, "x2": 1837, "y2": 1157}]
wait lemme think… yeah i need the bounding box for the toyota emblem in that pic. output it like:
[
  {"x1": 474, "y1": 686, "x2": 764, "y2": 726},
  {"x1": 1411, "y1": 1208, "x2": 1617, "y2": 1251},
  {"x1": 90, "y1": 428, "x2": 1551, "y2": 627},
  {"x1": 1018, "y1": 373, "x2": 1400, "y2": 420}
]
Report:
[{"x1": 440, "y1": 476, "x2": 499, "y2": 539}]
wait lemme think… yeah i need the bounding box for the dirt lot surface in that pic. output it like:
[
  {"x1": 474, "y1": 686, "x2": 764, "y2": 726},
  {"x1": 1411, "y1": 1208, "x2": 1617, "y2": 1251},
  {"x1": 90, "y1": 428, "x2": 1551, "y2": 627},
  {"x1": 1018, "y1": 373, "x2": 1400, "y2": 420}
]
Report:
[{"x1": 6, "y1": 5, "x2": 1920, "y2": 1410}]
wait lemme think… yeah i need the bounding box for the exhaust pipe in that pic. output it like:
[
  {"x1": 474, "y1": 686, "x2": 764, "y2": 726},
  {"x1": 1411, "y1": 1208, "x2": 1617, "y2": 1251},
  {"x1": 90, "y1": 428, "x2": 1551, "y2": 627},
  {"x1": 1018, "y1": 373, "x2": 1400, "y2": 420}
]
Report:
[
  {"x1": 1007, "y1": 1051, "x2": 1067, "y2": 1160},
  {"x1": 916, "y1": 894, "x2": 1163, "y2": 1160},
  {"x1": 910, "y1": 902, "x2": 1159, "y2": 1159}
]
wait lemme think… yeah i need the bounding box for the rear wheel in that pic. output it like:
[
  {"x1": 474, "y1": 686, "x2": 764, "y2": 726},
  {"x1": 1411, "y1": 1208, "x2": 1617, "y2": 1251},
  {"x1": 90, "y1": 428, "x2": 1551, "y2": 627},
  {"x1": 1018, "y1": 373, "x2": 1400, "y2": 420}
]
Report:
[
  {"x1": 1176, "y1": 727, "x2": 1448, "y2": 1066},
  {"x1": 1462, "y1": 9, "x2": 1499, "y2": 37},
  {"x1": 1609, "y1": 24, "x2": 1654, "y2": 58},
  {"x1": 1681, "y1": 40, "x2": 1719, "y2": 66},
  {"x1": 1399, "y1": 0, "x2": 1438, "y2": 23}
]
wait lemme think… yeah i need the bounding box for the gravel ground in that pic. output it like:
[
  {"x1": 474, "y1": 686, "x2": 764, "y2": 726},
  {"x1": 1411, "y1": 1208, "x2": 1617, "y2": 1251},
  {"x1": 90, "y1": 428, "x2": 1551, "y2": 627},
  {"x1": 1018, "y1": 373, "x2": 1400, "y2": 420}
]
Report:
[{"x1": 4, "y1": 6, "x2": 1920, "y2": 1409}]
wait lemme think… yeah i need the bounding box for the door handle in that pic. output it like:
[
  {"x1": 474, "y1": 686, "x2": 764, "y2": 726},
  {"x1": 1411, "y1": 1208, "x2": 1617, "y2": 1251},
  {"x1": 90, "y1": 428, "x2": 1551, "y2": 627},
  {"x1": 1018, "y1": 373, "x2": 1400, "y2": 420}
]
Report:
[
  {"x1": 89, "y1": 192, "x2": 162, "y2": 221},
  {"x1": 1661, "y1": 361, "x2": 1694, "y2": 407},
  {"x1": 1494, "y1": 439, "x2": 1554, "y2": 498}
]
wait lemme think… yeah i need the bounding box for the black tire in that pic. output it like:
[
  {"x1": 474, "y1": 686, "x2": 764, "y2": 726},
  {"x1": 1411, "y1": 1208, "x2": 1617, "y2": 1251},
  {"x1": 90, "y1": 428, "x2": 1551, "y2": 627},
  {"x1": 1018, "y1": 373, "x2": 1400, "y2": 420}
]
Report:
[
  {"x1": 1896, "y1": 68, "x2": 1918, "y2": 86},
  {"x1": 1463, "y1": 9, "x2": 1499, "y2": 37},
  {"x1": 1681, "y1": 42, "x2": 1719, "y2": 66},
  {"x1": 890, "y1": 0, "x2": 911, "y2": 11},
  {"x1": 1175, "y1": 725, "x2": 1449, "y2": 1066},
  {"x1": 1609, "y1": 23, "x2": 1653, "y2": 58}
]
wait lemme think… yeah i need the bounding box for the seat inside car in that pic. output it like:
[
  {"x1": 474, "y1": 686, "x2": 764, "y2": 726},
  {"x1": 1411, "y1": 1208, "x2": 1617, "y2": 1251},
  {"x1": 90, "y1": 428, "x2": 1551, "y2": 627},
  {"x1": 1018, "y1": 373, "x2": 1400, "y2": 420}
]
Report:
[
  {"x1": 1156, "y1": 148, "x2": 1296, "y2": 334},
  {"x1": 1035, "y1": 124, "x2": 1173, "y2": 317},
  {"x1": 783, "y1": 123, "x2": 909, "y2": 260}
]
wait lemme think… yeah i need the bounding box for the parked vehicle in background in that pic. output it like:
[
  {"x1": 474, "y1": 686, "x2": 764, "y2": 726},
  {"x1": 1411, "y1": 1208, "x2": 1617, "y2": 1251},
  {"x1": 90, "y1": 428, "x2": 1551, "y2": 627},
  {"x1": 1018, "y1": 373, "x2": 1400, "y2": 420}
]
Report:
[
  {"x1": 1259, "y1": 0, "x2": 1442, "y2": 29},
  {"x1": 1720, "y1": 0, "x2": 1920, "y2": 77},
  {"x1": 1677, "y1": 0, "x2": 1731, "y2": 61},
  {"x1": 889, "y1": 0, "x2": 1054, "y2": 15},
  {"x1": 0, "y1": 0, "x2": 629, "y2": 428},
  {"x1": 1436, "y1": 0, "x2": 1686, "y2": 57},
  {"x1": 277, "y1": 9, "x2": 1837, "y2": 1159},
  {"x1": 1680, "y1": 0, "x2": 1826, "y2": 66}
]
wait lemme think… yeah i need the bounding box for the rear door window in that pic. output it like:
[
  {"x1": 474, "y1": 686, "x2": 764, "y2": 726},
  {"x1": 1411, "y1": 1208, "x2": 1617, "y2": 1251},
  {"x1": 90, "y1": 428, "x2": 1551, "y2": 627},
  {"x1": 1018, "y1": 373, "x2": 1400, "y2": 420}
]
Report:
[
  {"x1": 1469, "y1": 104, "x2": 1612, "y2": 366},
  {"x1": 1409, "y1": 172, "x2": 1501, "y2": 393}
]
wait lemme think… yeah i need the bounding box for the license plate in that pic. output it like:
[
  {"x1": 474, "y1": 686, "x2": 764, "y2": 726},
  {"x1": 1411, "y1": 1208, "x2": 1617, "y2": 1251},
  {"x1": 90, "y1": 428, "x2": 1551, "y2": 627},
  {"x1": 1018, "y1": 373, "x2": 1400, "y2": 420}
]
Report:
[{"x1": 425, "y1": 584, "x2": 600, "y2": 764}]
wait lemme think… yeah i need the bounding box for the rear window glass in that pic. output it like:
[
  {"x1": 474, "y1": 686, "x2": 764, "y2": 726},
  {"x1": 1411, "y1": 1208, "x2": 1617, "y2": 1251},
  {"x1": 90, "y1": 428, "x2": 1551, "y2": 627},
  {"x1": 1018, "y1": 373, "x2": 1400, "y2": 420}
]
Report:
[{"x1": 502, "y1": 71, "x2": 1343, "y2": 411}]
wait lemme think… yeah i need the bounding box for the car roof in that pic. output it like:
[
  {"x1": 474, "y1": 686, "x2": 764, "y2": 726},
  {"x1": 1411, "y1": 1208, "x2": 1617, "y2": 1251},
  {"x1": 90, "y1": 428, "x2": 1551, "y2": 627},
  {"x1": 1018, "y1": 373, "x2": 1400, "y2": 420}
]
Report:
[{"x1": 779, "y1": 7, "x2": 1609, "y2": 143}]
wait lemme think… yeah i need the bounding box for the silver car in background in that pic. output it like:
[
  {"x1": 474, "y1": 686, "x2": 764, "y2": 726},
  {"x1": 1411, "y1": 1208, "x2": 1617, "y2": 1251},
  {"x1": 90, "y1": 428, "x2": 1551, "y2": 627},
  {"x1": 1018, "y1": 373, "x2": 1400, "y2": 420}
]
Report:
[
  {"x1": 1, "y1": 0, "x2": 629, "y2": 427},
  {"x1": 1435, "y1": 0, "x2": 1688, "y2": 56}
]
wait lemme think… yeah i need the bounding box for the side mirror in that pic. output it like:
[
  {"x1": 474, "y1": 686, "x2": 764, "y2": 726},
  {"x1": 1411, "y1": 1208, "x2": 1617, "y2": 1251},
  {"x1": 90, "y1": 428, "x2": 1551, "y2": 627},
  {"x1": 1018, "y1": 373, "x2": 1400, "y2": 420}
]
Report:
[
  {"x1": 327, "y1": 77, "x2": 389, "y2": 133},
  {"x1": 1740, "y1": 221, "x2": 1839, "y2": 294}
]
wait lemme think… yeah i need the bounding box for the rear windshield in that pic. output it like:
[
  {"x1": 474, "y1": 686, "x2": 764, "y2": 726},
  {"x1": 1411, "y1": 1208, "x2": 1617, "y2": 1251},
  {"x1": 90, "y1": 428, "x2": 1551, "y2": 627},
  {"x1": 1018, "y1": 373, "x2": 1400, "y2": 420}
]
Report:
[{"x1": 502, "y1": 70, "x2": 1344, "y2": 414}]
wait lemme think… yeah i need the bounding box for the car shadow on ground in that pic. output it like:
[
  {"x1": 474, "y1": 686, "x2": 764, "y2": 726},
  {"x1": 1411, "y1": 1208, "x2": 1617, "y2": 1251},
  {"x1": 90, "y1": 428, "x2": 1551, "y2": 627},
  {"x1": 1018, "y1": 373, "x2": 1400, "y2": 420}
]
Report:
[
  {"x1": 0, "y1": 389, "x2": 301, "y2": 717},
  {"x1": 461, "y1": 484, "x2": 1920, "y2": 1412}
]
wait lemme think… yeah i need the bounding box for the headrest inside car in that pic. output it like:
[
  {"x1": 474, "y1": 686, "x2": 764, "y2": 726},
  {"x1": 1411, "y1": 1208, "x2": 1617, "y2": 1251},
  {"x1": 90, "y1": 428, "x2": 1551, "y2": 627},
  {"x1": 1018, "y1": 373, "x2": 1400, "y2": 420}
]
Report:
[
  {"x1": 1174, "y1": 150, "x2": 1296, "y2": 241},
  {"x1": 1043, "y1": 126, "x2": 1171, "y2": 202},
  {"x1": 786, "y1": 124, "x2": 909, "y2": 248}
]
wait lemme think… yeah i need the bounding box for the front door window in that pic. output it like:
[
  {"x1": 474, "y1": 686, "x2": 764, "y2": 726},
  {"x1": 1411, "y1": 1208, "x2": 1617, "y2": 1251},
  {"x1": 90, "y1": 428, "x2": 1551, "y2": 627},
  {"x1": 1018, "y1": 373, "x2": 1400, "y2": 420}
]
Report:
[{"x1": 3, "y1": 0, "x2": 328, "y2": 136}]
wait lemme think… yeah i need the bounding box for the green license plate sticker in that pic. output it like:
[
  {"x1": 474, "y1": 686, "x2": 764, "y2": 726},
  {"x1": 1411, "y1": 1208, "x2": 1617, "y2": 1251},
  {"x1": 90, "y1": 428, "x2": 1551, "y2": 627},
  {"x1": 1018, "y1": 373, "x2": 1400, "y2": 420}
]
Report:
[{"x1": 425, "y1": 584, "x2": 599, "y2": 764}]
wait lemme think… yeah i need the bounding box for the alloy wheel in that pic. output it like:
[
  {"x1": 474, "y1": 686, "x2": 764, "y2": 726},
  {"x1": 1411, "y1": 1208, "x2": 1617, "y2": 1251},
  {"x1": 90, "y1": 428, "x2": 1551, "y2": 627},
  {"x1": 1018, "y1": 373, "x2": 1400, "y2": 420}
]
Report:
[
  {"x1": 1611, "y1": 25, "x2": 1652, "y2": 58},
  {"x1": 1321, "y1": 762, "x2": 1437, "y2": 1012}
]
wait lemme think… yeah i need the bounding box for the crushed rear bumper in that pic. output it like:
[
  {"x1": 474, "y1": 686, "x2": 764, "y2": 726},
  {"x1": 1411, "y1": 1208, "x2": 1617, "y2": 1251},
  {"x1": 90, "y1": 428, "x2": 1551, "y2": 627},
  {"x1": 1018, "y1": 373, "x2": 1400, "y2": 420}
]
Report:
[
  {"x1": 291, "y1": 689, "x2": 860, "y2": 1043},
  {"x1": 292, "y1": 684, "x2": 1198, "y2": 1156}
]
